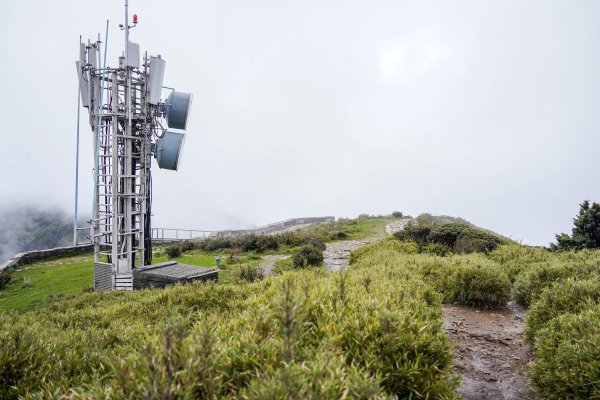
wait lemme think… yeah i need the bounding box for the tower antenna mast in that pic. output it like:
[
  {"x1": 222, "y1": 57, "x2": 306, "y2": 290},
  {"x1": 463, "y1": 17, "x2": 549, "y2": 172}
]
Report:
[{"x1": 76, "y1": 1, "x2": 192, "y2": 291}]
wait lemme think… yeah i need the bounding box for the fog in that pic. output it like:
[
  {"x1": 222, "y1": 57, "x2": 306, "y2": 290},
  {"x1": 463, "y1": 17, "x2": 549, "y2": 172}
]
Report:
[{"x1": 1, "y1": 0, "x2": 599, "y2": 246}]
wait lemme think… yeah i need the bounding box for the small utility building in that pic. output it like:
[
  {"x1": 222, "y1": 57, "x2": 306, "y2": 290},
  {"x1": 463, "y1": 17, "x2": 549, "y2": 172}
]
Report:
[{"x1": 132, "y1": 261, "x2": 218, "y2": 289}]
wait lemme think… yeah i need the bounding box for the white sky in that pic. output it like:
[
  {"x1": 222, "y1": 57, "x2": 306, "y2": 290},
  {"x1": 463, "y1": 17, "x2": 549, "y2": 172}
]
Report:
[{"x1": 1, "y1": 0, "x2": 599, "y2": 245}]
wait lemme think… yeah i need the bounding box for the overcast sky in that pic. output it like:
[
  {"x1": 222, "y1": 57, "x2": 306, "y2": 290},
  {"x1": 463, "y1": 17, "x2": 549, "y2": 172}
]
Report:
[{"x1": 1, "y1": 0, "x2": 599, "y2": 245}]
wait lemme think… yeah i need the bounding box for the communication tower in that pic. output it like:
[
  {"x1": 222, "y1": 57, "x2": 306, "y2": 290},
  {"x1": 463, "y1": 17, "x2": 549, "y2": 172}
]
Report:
[{"x1": 77, "y1": 1, "x2": 192, "y2": 291}]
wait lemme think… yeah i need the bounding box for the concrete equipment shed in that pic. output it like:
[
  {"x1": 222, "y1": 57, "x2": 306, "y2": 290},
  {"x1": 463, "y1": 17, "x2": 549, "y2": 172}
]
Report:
[{"x1": 133, "y1": 261, "x2": 218, "y2": 289}]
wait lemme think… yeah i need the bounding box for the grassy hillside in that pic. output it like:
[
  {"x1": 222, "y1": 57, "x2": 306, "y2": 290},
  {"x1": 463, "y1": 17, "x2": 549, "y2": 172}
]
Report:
[
  {"x1": 0, "y1": 241, "x2": 458, "y2": 399},
  {"x1": 0, "y1": 216, "x2": 392, "y2": 311},
  {"x1": 2, "y1": 215, "x2": 599, "y2": 398},
  {"x1": 0, "y1": 255, "x2": 93, "y2": 310}
]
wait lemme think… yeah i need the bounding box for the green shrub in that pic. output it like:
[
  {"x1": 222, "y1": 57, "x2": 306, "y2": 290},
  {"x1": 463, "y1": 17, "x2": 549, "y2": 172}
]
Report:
[
  {"x1": 292, "y1": 245, "x2": 323, "y2": 268},
  {"x1": 429, "y1": 224, "x2": 503, "y2": 254},
  {"x1": 525, "y1": 278, "x2": 600, "y2": 342},
  {"x1": 193, "y1": 230, "x2": 332, "y2": 254},
  {"x1": 276, "y1": 232, "x2": 304, "y2": 247},
  {"x1": 237, "y1": 234, "x2": 261, "y2": 252},
  {"x1": 238, "y1": 264, "x2": 264, "y2": 283},
  {"x1": 449, "y1": 262, "x2": 510, "y2": 307},
  {"x1": 416, "y1": 213, "x2": 435, "y2": 226},
  {"x1": 165, "y1": 245, "x2": 182, "y2": 258},
  {"x1": 413, "y1": 256, "x2": 510, "y2": 308},
  {"x1": 227, "y1": 249, "x2": 241, "y2": 264},
  {"x1": 238, "y1": 352, "x2": 385, "y2": 399},
  {"x1": 248, "y1": 234, "x2": 279, "y2": 252},
  {"x1": 527, "y1": 304, "x2": 600, "y2": 399},
  {"x1": 350, "y1": 237, "x2": 417, "y2": 265},
  {"x1": 394, "y1": 223, "x2": 504, "y2": 254},
  {"x1": 333, "y1": 231, "x2": 349, "y2": 240},
  {"x1": 392, "y1": 211, "x2": 403, "y2": 218},
  {"x1": 303, "y1": 237, "x2": 326, "y2": 252},
  {"x1": 394, "y1": 224, "x2": 431, "y2": 244},
  {"x1": 489, "y1": 244, "x2": 552, "y2": 283},
  {"x1": 513, "y1": 261, "x2": 600, "y2": 306},
  {"x1": 0, "y1": 272, "x2": 10, "y2": 290},
  {"x1": 198, "y1": 236, "x2": 234, "y2": 252},
  {"x1": 351, "y1": 240, "x2": 510, "y2": 308},
  {"x1": 247, "y1": 253, "x2": 261, "y2": 261},
  {"x1": 452, "y1": 236, "x2": 480, "y2": 254},
  {"x1": 395, "y1": 240, "x2": 419, "y2": 255},
  {"x1": 180, "y1": 241, "x2": 196, "y2": 251},
  {"x1": 422, "y1": 243, "x2": 450, "y2": 256}
]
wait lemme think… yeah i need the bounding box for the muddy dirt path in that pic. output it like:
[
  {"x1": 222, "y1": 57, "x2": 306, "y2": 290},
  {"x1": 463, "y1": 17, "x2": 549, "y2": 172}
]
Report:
[
  {"x1": 260, "y1": 255, "x2": 290, "y2": 276},
  {"x1": 444, "y1": 301, "x2": 535, "y2": 400},
  {"x1": 323, "y1": 219, "x2": 411, "y2": 272},
  {"x1": 323, "y1": 238, "x2": 375, "y2": 271}
]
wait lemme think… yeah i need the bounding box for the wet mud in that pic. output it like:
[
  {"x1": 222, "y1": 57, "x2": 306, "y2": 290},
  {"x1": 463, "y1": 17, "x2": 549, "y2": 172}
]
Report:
[{"x1": 444, "y1": 302, "x2": 535, "y2": 400}]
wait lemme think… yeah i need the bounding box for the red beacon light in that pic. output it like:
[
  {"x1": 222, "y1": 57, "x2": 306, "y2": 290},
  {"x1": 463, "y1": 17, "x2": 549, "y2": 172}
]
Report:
[{"x1": 133, "y1": 14, "x2": 138, "y2": 24}]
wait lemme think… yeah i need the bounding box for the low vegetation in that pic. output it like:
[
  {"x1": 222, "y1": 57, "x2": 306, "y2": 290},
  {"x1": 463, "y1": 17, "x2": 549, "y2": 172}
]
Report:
[
  {"x1": 487, "y1": 244, "x2": 552, "y2": 282},
  {"x1": 3, "y1": 209, "x2": 600, "y2": 398},
  {"x1": 488, "y1": 200, "x2": 600, "y2": 399},
  {"x1": 524, "y1": 278, "x2": 600, "y2": 342},
  {"x1": 0, "y1": 272, "x2": 10, "y2": 290},
  {"x1": 513, "y1": 254, "x2": 600, "y2": 306},
  {"x1": 527, "y1": 305, "x2": 600, "y2": 399},
  {"x1": 292, "y1": 244, "x2": 324, "y2": 268},
  {"x1": 237, "y1": 264, "x2": 264, "y2": 283},
  {"x1": 163, "y1": 217, "x2": 390, "y2": 259},
  {"x1": 0, "y1": 248, "x2": 458, "y2": 399},
  {"x1": 393, "y1": 222, "x2": 507, "y2": 255},
  {"x1": 164, "y1": 245, "x2": 182, "y2": 258},
  {"x1": 352, "y1": 238, "x2": 511, "y2": 308},
  {"x1": 0, "y1": 216, "x2": 392, "y2": 310}
]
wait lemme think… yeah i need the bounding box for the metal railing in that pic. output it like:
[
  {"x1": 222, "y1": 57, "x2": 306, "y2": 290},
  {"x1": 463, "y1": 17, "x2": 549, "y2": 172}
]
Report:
[
  {"x1": 151, "y1": 228, "x2": 215, "y2": 241},
  {"x1": 151, "y1": 216, "x2": 335, "y2": 242}
]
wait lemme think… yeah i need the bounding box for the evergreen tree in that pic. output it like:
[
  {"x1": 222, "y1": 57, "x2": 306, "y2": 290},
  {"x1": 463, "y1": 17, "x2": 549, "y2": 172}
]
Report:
[{"x1": 553, "y1": 201, "x2": 600, "y2": 250}]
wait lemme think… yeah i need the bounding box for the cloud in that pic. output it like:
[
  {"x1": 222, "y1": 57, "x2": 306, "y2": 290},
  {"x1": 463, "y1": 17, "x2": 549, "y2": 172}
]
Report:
[{"x1": 379, "y1": 26, "x2": 451, "y2": 85}]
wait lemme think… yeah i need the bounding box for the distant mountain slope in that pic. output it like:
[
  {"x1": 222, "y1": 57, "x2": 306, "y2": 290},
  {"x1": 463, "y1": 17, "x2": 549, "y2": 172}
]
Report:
[{"x1": 0, "y1": 207, "x2": 82, "y2": 262}]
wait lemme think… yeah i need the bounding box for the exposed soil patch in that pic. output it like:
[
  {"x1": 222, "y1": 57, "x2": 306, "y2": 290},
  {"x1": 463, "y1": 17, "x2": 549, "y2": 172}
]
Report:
[
  {"x1": 444, "y1": 301, "x2": 535, "y2": 400},
  {"x1": 260, "y1": 255, "x2": 290, "y2": 276}
]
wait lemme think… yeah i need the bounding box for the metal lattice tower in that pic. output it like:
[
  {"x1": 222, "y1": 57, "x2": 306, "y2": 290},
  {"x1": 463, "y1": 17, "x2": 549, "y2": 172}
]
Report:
[{"x1": 77, "y1": 1, "x2": 191, "y2": 291}]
